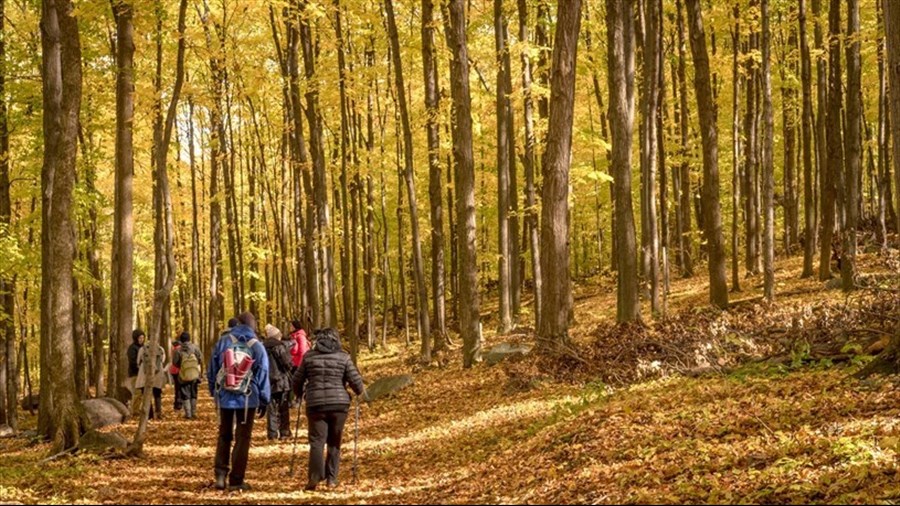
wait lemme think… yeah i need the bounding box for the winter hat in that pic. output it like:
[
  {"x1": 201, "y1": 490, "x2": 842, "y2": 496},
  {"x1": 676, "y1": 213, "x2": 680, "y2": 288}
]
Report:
[
  {"x1": 291, "y1": 320, "x2": 303, "y2": 331},
  {"x1": 132, "y1": 329, "x2": 145, "y2": 342},
  {"x1": 265, "y1": 324, "x2": 282, "y2": 340},
  {"x1": 227, "y1": 317, "x2": 239, "y2": 329},
  {"x1": 179, "y1": 332, "x2": 190, "y2": 343}
]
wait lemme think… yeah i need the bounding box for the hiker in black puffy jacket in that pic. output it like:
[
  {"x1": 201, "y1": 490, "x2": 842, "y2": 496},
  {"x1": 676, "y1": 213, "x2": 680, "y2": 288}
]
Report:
[
  {"x1": 263, "y1": 324, "x2": 294, "y2": 440},
  {"x1": 292, "y1": 328, "x2": 366, "y2": 491}
]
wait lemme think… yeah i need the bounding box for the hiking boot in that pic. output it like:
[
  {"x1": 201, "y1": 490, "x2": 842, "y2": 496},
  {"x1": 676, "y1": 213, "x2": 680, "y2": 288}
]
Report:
[
  {"x1": 214, "y1": 473, "x2": 227, "y2": 491},
  {"x1": 327, "y1": 479, "x2": 338, "y2": 488},
  {"x1": 229, "y1": 483, "x2": 252, "y2": 492},
  {"x1": 304, "y1": 482, "x2": 317, "y2": 492}
]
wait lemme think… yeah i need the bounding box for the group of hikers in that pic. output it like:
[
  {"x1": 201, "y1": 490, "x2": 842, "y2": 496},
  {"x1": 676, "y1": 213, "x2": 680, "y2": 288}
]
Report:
[{"x1": 125, "y1": 311, "x2": 367, "y2": 492}]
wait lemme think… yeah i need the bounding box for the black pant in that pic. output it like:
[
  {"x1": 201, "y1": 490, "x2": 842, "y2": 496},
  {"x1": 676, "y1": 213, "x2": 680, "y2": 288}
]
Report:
[
  {"x1": 179, "y1": 380, "x2": 199, "y2": 401},
  {"x1": 173, "y1": 375, "x2": 182, "y2": 409},
  {"x1": 267, "y1": 391, "x2": 292, "y2": 439},
  {"x1": 215, "y1": 408, "x2": 255, "y2": 486},
  {"x1": 137, "y1": 387, "x2": 163, "y2": 419},
  {"x1": 307, "y1": 410, "x2": 348, "y2": 486}
]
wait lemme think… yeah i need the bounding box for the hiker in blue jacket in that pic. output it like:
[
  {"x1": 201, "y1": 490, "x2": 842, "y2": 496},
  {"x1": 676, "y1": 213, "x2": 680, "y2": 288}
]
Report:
[{"x1": 207, "y1": 312, "x2": 271, "y2": 492}]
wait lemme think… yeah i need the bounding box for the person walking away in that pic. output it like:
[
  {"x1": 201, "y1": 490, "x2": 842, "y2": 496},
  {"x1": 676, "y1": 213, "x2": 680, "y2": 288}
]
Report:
[
  {"x1": 208, "y1": 312, "x2": 271, "y2": 492},
  {"x1": 289, "y1": 320, "x2": 310, "y2": 372},
  {"x1": 263, "y1": 324, "x2": 294, "y2": 440},
  {"x1": 170, "y1": 337, "x2": 183, "y2": 411},
  {"x1": 136, "y1": 339, "x2": 167, "y2": 420},
  {"x1": 126, "y1": 329, "x2": 144, "y2": 413},
  {"x1": 174, "y1": 331, "x2": 203, "y2": 419},
  {"x1": 292, "y1": 328, "x2": 366, "y2": 491}
]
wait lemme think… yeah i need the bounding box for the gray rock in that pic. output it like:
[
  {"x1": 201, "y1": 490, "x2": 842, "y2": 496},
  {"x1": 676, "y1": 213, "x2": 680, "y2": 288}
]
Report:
[
  {"x1": 366, "y1": 375, "x2": 414, "y2": 402},
  {"x1": 20, "y1": 393, "x2": 39, "y2": 411},
  {"x1": 825, "y1": 277, "x2": 842, "y2": 290},
  {"x1": 81, "y1": 397, "x2": 129, "y2": 430},
  {"x1": 78, "y1": 430, "x2": 128, "y2": 454},
  {"x1": 484, "y1": 342, "x2": 532, "y2": 366},
  {"x1": 0, "y1": 425, "x2": 15, "y2": 438}
]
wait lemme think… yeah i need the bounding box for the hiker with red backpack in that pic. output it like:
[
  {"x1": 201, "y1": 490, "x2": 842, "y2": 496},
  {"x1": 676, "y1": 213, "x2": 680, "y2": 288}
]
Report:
[
  {"x1": 289, "y1": 319, "x2": 310, "y2": 372},
  {"x1": 169, "y1": 338, "x2": 183, "y2": 411},
  {"x1": 173, "y1": 331, "x2": 203, "y2": 420},
  {"x1": 208, "y1": 312, "x2": 271, "y2": 492}
]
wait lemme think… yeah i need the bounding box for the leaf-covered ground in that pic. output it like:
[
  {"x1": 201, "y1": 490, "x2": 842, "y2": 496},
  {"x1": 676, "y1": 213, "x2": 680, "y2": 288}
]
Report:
[{"x1": 2, "y1": 254, "x2": 899, "y2": 504}]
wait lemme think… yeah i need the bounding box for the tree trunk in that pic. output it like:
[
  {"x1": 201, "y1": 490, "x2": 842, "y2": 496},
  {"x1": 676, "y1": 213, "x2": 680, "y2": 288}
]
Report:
[
  {"x1": 422, "y1": 0, "x2": 446, "y2": 348},
  {"x1": 444, "y1": 0, "x2": 481, "y2": 367},
  {"x1": 761, "y1": 0, "x2": 775, "y2": 302},
  {"x1": 730, "y1": 2, "x2": 742, "y2": 292},
  {"x1": 744, "y1": 3, "x2": 761, "y2": 277},
  {"x1": 538, "y1": 0, "x2": 581, "y2": 344},
  {"x1": 385, "y1": 0, "x2": 430, "y2": 360},
  {"x1": 675, "y1": 0, "x2": 694, "y2": 278},
  {"x1": 109, "y1": 0, "x2": 135, "y2": 403},
  {"x1": 884, "y1": 0, "x2": 899, "y2": 234},
  {"x1": 495, "y1": 0, "x2": 512, "y2": 335},
  {"x1": 685, "y1": 0, "x2": 729, "y2": 309},
  {"x1": 782, "y1": 25, "x2": 799, "y2": 254},
  {"x1": 641, "y1": 0, "x2": 661, "y2": 316},
  {"x1": 0, "y1": 0, "x2": 17, "y2": 431},
  {"x1": 800, "y1": 0, "x2": 817, "y2": 277},
  {"x1": 820, "y1": 0, "x2": 842, "y2": 282},
  {"x1": 335, "y1": 0, "x2": 355, "y2": 354},
  {"x1": 607, "y1": 0, "x2": 640, "y2": 323},
  {"x1": 518, "y1": 0, "x2": 542, "y2": 329},
  {"x1": 842, "y1": 0, "x2": 861, "y2": 291},
  {"x1": 39, "y1": 0, "x2": 86, "y2": 450}
]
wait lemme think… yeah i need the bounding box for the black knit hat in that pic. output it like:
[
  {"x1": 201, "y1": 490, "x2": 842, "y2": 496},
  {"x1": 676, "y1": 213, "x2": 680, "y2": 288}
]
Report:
[
  {"x1": 227, "y1": 318, "x2": 239, "y2": 329},
  {"x1": 179, "y1": 332, "x2": 190, "y2": 343}
]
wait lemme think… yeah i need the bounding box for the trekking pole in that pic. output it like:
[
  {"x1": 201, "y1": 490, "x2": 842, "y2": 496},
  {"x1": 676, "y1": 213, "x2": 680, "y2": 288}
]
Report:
[
  {"x1": 288, "y1": 397, "x2": 303, "y2": 477},
  {"x1": 353, "y1": 394, "x2": 360, "y2": 485}
]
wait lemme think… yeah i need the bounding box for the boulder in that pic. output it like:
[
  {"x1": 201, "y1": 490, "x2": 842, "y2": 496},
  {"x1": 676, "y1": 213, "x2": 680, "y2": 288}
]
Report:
[
  {"x1": 366, "y1": 375, "x2": 414, "y2": 402},
  {"x1": 81, "y1": 397, "x2": 129, "y2": 430},
  {"x1": 825, "y1": 277, "x2": 842, "y2": 290},
  {"x1": 0, "y1": 425, "x2": 15, "y2": 438},
  {"x1": 20, "y1": 393, "x2": 39, "y2": 411},
  {"x1": 78, "y1": 430, "x2": 128, "y2": 454},
  {"x1": 484, "y1": 342, "x2": 532, "y2": 366}
]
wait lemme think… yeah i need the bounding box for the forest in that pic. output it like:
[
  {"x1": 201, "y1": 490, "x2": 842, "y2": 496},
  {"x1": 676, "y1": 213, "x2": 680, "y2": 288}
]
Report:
[{"x1": 2, "y1": 0, "x2": 900, "y2": 503}]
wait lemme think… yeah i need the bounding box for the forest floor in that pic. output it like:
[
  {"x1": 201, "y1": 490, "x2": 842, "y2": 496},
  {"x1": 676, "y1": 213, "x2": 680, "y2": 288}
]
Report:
[{"x1": 2, "y1": 253, "x2": 900, "y2": 504}]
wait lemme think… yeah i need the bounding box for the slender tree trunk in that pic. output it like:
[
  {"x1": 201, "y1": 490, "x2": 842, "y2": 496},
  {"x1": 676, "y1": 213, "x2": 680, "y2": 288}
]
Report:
[
  {"x1": 518, "y1": 0, "x2": 542, "y2": 329},
  {"x1": 886, "y1": 0, "x2": 900, "y2": 248},
  {"x1": 640, "y1": 0, "x2": 661, "y2": 316},
  {"x1": 761, "y1": 0, "x2": 775, "y2": 301},
  {"x1": 820, "y1": 0, "x2": 842, "y2": 281},
  {"x1": 335, "y1": 0, "x2": 355, "y2": 354},
  {"x1": 494, "y1": 0, "x2": 513, "y2": 334},
  {"x1": 39, "y1": 0, "x2": 85, "y2": 449},
  {"x1": 674, "y1": 0, "x2": 694, "y2": 278},
  {"x1": 800, "y1": 0, "x2": 817, "y2": 277},
  {"x1": 843, "y1": 0, "x2": 860, "y2": 291},
  {"x1": 385, "y1": 0, "x2": 430, "y2": 359},
  {"x1": 539, "y1": 0, "x2": 581, "y2": 344},
  {"x1": 422, "y1": 0, "x2": 446, "y2": 347},
  {"x1": 608, "y1": 0, "x2": 640, "y2": 323},
  {"x1": 444, "y1": 0, "x2": 481, "y2": 367},
  {"x1": 685, "y1": 0, "x2": 729, "y2": 308},
  {"x1": 109, "y1": 0, "x2": 135, "y2": 402},
  {"x1": 0, "y1": 0, "x2": 17, "y2": 431},
  {"x1": 782, "y1": 25, "x2": 799, "y2": 254},
  {"x1": 730, "y1": 2, "x2": 742, "y2": 292}
]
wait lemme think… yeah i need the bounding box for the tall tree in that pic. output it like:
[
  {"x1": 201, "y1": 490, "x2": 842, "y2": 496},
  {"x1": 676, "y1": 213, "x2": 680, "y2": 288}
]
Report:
[
  {"x1": 422, "y1": 0, "x2": 446, "y2": 348},
  {"x1": 607, "y1": 0, "x2": 640, "y2": 322},
  {"x1": 761, "y1": 0, "x2": 775, "y2": 301},
  {"x1": 109, "y1": 0, "x2": 135, "y2": 403},
  {"x1": 820, "y1": 0, "x2": 842, "y2": 281},
  {"x1": 384, "y1": 0, "x2": 430, "y2": 360},
  {"x1": 495, "y1": 0, "x2": 512, "y2": 334},
  {"x1": 444, "y1": 0, "x2": 481, "y2": 367},
  {"x1": 39, "y1": 0, "x2": 85, "y2": 449},
  {"x1": 640, "y1": 0, "x2": 661, "y2": 315},
  {"x1": 539, "y1": 0, "x2": 581, "y2": 344},
  {"x1": 518, "y1": 0, "x2": 542, "y2": 328},
  {"x1": 885, "y1": 0, "x2": 900, "y2": 246},
  {"x1": 685, "y1": 0, "x2": 729, "y2": 308},
  {"x1": 842, "y1": 0, "x2": 861, "y2": 291},
  {"x1": 674, "y1": 0, "x2": 694, "y2": 278},
  {"x1": 800, "y1": 0, "x2": 817, "y2": 278},
  {"x1": 730, "y1": 1, "x2": 742, "y2": 292},
  {"x1": 0, "y1": 0, "x2": 16, "y2": 430}
]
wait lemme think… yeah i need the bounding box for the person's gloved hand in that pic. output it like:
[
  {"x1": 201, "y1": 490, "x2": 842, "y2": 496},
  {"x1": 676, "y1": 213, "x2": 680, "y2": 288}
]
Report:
[
  {"x1": 361, "y1": 390, "x2": 372, "y2": 404},
  {"x1": 256, "y1": 403, "x2": 268, "y2": 419}
]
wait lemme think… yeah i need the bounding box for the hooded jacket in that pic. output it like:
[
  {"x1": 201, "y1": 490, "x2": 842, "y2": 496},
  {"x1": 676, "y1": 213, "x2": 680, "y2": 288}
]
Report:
[
  {"x1": 135, "y1": 344, "x2": 167, "y2": 390},
  {"x1": 127, "y1": 335, "x2": 143, "y2": 378},
  {"x1": 290, "y1": 329, "x2": 310, "y2": 369},
  {"x1": 207, "y1": 324, "x2": 271, "y2": 409},
  {"x1": 292, "y1": 332, "x2": 365, "y2": 412},
  {"x1": 263, "y1": 336, "x2": 293, "y2": 394}
]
